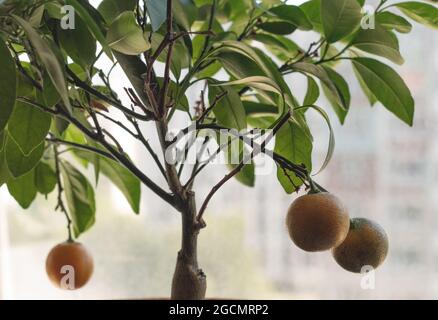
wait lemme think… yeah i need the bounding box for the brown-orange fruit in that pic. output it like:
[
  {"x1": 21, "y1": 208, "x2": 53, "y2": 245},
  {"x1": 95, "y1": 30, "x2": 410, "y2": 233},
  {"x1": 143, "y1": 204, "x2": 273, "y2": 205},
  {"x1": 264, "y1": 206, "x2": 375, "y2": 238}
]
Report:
[
  {"x1": 332, "y1": 218, "x2": 388, "y2": 273},
  {"x1": 286, "y1": 192, "x2": 350, "y2": 252},
  {"x1": 46, "y1": 241, "x2": 94, "y2": 290}
]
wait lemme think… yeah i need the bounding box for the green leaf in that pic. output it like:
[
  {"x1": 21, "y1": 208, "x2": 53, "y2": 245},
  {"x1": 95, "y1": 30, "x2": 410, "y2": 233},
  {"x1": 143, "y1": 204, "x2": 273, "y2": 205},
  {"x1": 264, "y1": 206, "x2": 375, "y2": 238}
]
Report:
[
  {"x1": 0, "y1": 37, "x2": 17, "y2": 131},
  {"x1": 243, "y1": 101, "x2": 278, "y2": 115},
  {"x1": 258, "y1": 21, "x2": 297, "y2": 35},
  {"x1": 251, "y1": 33, "x2": 300, "y2": 62},
  {"x1": 173, "y1": 0, "x2": 198, "y2": 30},
  {"x1": 12, "y1": 15, "x2": 71, "y2": 111},
  {"x1": 34, "y1": 161, "x2": 57, "y2": 195},
  {"x1": 291, "y1": 62, "x2": 344, "y2": 107},
  {"x1": 321, "y1": 67, "x2": 350, "y2": 124},
  {"x1": 229, "y1": 161, "x2": 255, "y2": 187},
  {"x1": 351, "y1": 23, "x2": 404, "y2": 65},
  {"x1": 275, "y1": 118, "x2": 313, "y2": 193},
  {"x1": 217, "y1": 76, "x2": 282, "y2": 95},
  {"x1": 98, "y1": 0, "x2": 137, "y2": 23},
  {"x1": 208, "y1": 85, "x2": 247, "y2": 130},
  {"x1": 61, "y1": 161, "x2": 96, "y2": 237},
  {"x1": 303, "y1": 76, "x2": 320, "y2": 106},
  {"x1": 295, "y1": 105, "x2": 335, "y2": 174},
  {"x1": 300, "y1": 0, "x2": 322, "y2": 32},
  {"x1": 107, "y1": 11, "x2": 150, "y2": 55},
  {"x1": 353, "y1": 66, "x2": 377, "y2": 106},
  {"x1": 321, "y1": 0, "x2": 362, "y2": 42},
  {"x1": 64, "y1": 0, "x2": 113, "y2": 61},
  {"x1": 269, "y1": 4, "x2": 313, "y2": 30},
  {"x1": 352, "y1": 57, "x2": 414, "y2": 125},
  {"x1": 75, "y1": 151, "x2": 141, "y2": 214},
  {"x1": 7, "y1": 169, "x2": 37, "y2": 209},
  {"x1": 7, "y1": 101, "x2": 51, "y2": 155},
  {"x1": 145, "y1": 0, "x2": 167, "y2": 31},
  {"x1": 377, "y1": 11, "x2": 412, "y2": 33},
  {"x1": 0, "y1": 144, "x2": 11, "y2": 187},
  {"x1": 58, "y1": 13, "x2": 96, "y2": 68},
  {"x1": 395, "y1": 1, "x2": 438, "y2": 29},
  {"x1": 5, "y1": 135, "x2": 44, "y2": 178}
]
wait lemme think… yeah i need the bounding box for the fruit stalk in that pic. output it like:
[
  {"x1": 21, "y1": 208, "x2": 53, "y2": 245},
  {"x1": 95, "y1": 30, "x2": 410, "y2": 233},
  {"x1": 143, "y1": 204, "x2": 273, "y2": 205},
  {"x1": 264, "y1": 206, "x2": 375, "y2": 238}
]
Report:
[{"x1": 171, "y1": 192, "x2": 206, "y2": 300}]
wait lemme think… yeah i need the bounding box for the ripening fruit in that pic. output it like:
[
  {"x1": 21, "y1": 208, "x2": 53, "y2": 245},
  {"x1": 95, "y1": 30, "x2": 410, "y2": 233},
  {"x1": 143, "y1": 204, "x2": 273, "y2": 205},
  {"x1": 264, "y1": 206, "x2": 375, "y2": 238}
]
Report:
[
  {"x1": 286, "y1": 192, "x2": 350, "y2": 252},
  {"x1": 332, "y1": 218, "x2": 388, "y2": 273},
  {"x1": 46, "y1": 241, "x2": 94, "y2": 290}
]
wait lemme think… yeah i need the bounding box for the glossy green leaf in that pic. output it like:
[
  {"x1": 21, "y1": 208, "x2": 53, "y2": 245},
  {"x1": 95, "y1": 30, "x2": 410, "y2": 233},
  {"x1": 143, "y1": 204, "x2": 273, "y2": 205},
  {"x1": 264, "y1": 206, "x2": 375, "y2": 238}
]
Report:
[
  {"x1": 351, "y1": 23, "x2": 404, "y2": 65},
  {"x1": 58, "y1": 13, "x2": 96, "y2": 67},
  {"x1": 98, "y1": 0, "x2": 137, "y2": 23},
  {"x1": 7, "y1": 169, "x2": 37, "y2": 209},
  {"x1": 395, "y1": 1, "x2": 438, "y2": 29},
  {"x1": 291, "y1": 62, "x2": 344, "y2": 107},
  {"x1": 269, "y1": 4, "x2": 313, "y2": 30},
  {"x1": 377, "y1": 11, "x2": 412, "y2": 33},
  {"x1": 61, "y1": 161, "x2": 96, "y2": 237},
  {"x1": 0, "y1": 37, "x2": 17, "y2": 131},
  {"x1": 7, "y1": 101, "x2": 51, "y2": 155},
  {"x1": 75, "y1": 150, "x2": 141, "y2": 214},
  {"x1": 34, "y1": 161, "x2": 57, "y2": 195},
  {"x1": 303, "y1": 76, "x2": 320, "y2": 106},
  {"x1": 258, "y1": 21, "x2": 297, "y2": 35},
  {"x1": 275, "y1": 118, "x2": 313, "y2": 193},
  {"x1": 107, "y1": 11, "x2": 150, "y2": 55},
  {"x1": 300, "y1": 0, "x2": 322, "y2": 32},
  {"x1": 321, "y1": 0, "x2": 362, "y2": 42},
  {"x1": 321, "y1": 67, "x2": 350, "y2": 124},
  {"x1": 352, "y1": 57, "x2": 414, "y2": 125},
  {"x1": 65, "y1": 0, "x2": 113, "y2": 60},
  {"x1": 208, "y1": 85, "x2": 247, "y2": 130},
  {"x1": 5, "y1": 136, "x2": 44, "y2": 178}
]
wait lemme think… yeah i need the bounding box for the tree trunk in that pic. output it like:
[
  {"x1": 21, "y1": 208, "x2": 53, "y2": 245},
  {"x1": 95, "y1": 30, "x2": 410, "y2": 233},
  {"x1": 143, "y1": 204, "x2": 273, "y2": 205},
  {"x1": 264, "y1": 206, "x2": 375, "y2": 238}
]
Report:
[{"x1": 171, "y1": 192, "x2": 206, "y2": 300}]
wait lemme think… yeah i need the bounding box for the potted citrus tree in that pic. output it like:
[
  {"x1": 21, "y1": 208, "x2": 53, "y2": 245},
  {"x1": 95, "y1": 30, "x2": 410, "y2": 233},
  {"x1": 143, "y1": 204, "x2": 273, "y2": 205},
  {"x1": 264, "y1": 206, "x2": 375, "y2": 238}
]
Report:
[{"x1": 0, "y1": 0, "x2": 437, "y2": 299}]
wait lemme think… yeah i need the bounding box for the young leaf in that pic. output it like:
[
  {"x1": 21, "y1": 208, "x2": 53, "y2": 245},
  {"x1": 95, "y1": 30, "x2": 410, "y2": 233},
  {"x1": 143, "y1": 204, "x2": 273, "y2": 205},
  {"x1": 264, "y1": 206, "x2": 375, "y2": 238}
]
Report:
[
  {"x1": 7, "y1": 169, "x2": 37, "y2": 209},
  {"x1": 321, "y1": 0, "x2": 363, "y2": 43},
  {"x1": 34, "y1": 161, "x2": 57, "y2": 195},
  {"x1": 352, "y1": 57, "x2": 414, "y2": 125},
  {"x1": 61, "y1": 161, "x2": 96, "y2": 237},
  {"x1": 0, "y1": 37, "x2": 17, "y2": 132},
  {"x1": 12, "y1": 15, "x2": 71, "y2": 111},
  {"x1": 107, "y1": 11, "x2": 151, "y2": 55},
  {"x1": 5, "y1": 136, "x2": 44, "y2": 178},
  {"x1": 395, "y1": 1, "x2": 438, "y2": 29},
  {"x1": 351, "y1": 23, "x2": 404, "y2": 65},
  {"x1": 7, "y1": 101, "x2": 52, "y2": 156},
  {"x1": 208, "y1": 85, "x2": 247, "y2": 130}
]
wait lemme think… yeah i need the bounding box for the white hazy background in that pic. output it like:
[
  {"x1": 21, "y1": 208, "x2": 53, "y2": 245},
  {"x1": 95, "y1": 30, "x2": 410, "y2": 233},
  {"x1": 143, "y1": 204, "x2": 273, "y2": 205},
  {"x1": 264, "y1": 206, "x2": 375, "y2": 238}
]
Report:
[{"x1": 1, "y1": 0, "x2": 438, "y2": 299}]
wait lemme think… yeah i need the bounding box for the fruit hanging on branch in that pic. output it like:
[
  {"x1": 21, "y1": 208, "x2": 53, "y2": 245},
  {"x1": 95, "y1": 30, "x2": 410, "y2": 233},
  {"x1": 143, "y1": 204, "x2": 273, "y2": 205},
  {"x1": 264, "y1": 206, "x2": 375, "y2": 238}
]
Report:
[
  {"x1": 286, "y1": 192, "x2": 350, "y2": 252},
  {"x1": 46, "y1": 241, "x2": 94, "y2": 290},
  {"x1": 332, "y1": 218, "x2": 389, "y2": 273}
]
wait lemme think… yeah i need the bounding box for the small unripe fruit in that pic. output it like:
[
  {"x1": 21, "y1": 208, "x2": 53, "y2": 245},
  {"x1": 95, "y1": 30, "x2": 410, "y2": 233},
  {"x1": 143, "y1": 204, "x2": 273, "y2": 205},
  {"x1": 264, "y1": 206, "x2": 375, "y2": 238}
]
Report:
[
  {"x1": 46, "y1": 241, "x2": 94, "y2": 290},
  {"x1": 286, "y1": 192, "x2": 350, "y2": 252},
  {"x1": 332, "y1": 218, "x2": 388, "y2": 273}
]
